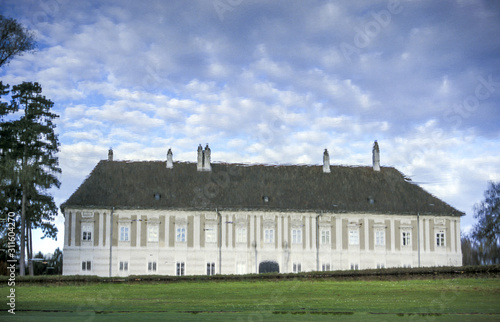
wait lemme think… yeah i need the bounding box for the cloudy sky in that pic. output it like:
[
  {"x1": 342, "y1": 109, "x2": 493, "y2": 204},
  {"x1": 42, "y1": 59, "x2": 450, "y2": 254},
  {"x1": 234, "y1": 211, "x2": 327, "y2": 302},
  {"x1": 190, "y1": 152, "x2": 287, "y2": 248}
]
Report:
[{"x1": 1, "y1": 0, "x2": 499, "y2": 255}]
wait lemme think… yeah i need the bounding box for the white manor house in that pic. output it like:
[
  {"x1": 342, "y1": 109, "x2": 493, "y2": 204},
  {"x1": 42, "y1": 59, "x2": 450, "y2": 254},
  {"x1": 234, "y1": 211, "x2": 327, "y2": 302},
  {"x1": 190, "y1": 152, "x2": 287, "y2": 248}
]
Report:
[{"x1": 61, "y1": 142, "x2": 463, "y2": 276}]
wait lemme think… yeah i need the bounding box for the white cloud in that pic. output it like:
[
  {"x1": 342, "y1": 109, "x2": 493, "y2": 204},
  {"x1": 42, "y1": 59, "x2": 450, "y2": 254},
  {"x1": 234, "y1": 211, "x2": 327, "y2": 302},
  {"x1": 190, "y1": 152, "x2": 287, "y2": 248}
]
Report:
[{"x1": 1, "y1": 0, "x2": 499, "y2": 255}]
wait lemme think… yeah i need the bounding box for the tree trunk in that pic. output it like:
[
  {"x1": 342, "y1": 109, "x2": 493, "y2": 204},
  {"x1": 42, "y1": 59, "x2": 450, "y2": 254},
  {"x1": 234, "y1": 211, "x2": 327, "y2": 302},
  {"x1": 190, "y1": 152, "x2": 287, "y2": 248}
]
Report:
[
  {"x1": 28, "y1": 225, "x2": 34, "y2": 276},
  {"x1": 19, "y1": 190, "x2": 26, "y2": 276}
]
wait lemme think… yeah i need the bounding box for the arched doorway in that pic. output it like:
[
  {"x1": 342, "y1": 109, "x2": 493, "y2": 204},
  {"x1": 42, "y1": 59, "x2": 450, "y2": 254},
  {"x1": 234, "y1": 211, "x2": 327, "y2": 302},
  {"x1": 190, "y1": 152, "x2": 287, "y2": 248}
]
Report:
[{"x1": 259, "y1": 261, "x2": 279, "y2": 274}]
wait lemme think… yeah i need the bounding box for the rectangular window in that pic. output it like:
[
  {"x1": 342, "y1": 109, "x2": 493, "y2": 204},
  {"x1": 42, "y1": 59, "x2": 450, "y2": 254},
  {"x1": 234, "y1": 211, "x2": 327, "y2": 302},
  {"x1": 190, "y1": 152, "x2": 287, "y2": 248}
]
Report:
[
  {"x1": 120, "y1": 226, "x2": 129, "y2": 242},
  {"x1": 350, "y1": 263, "x2": 359, "y2": 270},
  {"x1": 322, "y1": 263, "x2": 330, "y2": 271},
  {"x1": 292, "y1": 229, "x2": 302, "y2": 244},
  {"x1": 81, "y1": 261, "x2": 91, "y2": 271},
  {"x1": 436, "y1": 231, "x2": 445, "y2": 247},
  {"x1": 206, "y1": 262, "x2": 215, "y2": 275},
  {"x1": 119, "y1": 261, "x2": 128, "y2": 271},
  {"x1": 237, "y1": 227, "x2": 247, "y2": 243},
  {"x1": 148, "y1": 225, "x2": 159, "y2": 242},
  {"x1": 402, "y1": 231, "x2": 411, "y2": 246},
  {"x1": 205, "y1": 229, "x2": 216, "y2": 243},
  {"x1": 176, "y1": 227, "x2": 186, "y2": 242},
  {"x1": 264, "y1": 229, "x2": 274, "y2": 244},
  {"x1": 148, "y1": 261, "x2": 157, "y2": 272},
  {"x1": 82, "y1": 223, "x2": 93, "y2": 241},
  {"x1": 349, "y1": 230, "x2": 359, "y2": 245},
  {"x1": 377, "y1": 263, "x2": 385, "y2": 269},
  {"x1": 321, "y1": 230, "x2": 330, "y2": 244},
  {"x1": 176, "y1": 262, "x2": 185, "y2": 276},
  {"x1": 375, "y1": 230, "x2": 385, "y2": 246},
  {"x1": 293, "y1": 263, "x2": 301, "y2": 273}
]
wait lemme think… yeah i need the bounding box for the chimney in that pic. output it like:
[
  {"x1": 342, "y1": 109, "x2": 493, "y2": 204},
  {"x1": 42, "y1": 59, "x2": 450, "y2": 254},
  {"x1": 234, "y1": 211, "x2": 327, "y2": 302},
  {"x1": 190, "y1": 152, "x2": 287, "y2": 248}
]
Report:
[
  {"x1": 108, "y1": 148, "x2": 113, "y2": 161},
  {"x1": 323, "y1": 149, "x2": 331, "y2": 173},
  {"x1": 166, "y1": 148, "x2": 173, "y2": 169},
  {"x1": 203, "y1": 144, "x2": 212, "y2": 171},
  {"x1": 372, "y1": 140, "x2": 380, "y2": 172},
  {"x1": 197, "y1": 144, "x2": 203, "y2": 171}
]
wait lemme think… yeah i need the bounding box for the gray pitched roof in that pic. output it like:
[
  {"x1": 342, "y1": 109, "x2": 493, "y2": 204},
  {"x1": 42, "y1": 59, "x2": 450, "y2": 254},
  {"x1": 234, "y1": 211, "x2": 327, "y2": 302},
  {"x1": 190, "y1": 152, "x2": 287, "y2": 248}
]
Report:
[{"x1": 61, "y1": 160, "x2": 463, "y2": 216}]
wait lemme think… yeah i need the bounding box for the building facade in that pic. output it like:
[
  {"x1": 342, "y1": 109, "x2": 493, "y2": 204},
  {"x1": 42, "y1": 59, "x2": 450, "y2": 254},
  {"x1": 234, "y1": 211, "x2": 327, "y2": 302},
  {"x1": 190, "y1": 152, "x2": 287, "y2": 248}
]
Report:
[{"x1": 61, "y1": 143, "x2": 463, "y2": 276}]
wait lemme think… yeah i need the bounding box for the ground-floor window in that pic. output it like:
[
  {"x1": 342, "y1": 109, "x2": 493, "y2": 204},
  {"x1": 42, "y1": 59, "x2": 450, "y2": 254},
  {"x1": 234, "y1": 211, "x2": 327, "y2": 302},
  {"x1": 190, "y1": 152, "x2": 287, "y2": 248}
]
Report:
[
  {"x1": 176, "y1": 262, "x2": 185, "y2": 276},
  {"x1": 148, "y1": 261, "x2": 157, "y2": 272},
  {"x1": 377, "y1": 263, "x2": 385, "y2": 269},
  {"x1": 293, "y1": 263, "x2": 301, "y2": 273},
  {"x1": 322, "y1": 263, "x2": 330, "y2": 271},
  {"x1": 207, "y1": 262, "x2": 215, "y2": 275},
  {"x1": 81, "y1": 261, "x2": 91, "y2": 271},
  {"x1": 350, "y1": 263, "x2": 359, "y2": 270},
  {"x1": 119, "y1": 261, "x2": 128, "y2": 271}
]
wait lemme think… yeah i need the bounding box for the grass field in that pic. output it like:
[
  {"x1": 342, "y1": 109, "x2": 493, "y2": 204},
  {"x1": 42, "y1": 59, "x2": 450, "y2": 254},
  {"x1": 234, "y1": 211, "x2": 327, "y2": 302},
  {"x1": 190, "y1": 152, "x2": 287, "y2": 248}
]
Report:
[{"x1": 1, "y1": 277, "x2": 499, "y2": 321}]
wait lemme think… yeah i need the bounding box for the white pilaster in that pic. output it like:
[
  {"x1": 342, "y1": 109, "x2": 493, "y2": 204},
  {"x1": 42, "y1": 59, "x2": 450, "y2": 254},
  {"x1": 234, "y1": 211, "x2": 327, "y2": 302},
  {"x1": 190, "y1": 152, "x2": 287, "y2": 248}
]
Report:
[
  {"x1": 222, "y1": 214, "x2": 227, "y2": 248},
  {"x1": 71, "y1": 212, "x2": 76, "y2": 247},
  {"x1": 136, "y1": 218, "x2": 141, "y2": 247},
  {"x1": 390, "y1": 219, "x2": 395, "y2": 252},
  {"x1": 99, "y1": 211, "x2": 104, "y2": 247},
  {"x1": 450, "y1": 219, "x2": 455, "y2": 253},
  {"x1": 336, "y1": 216, "x2": 342, "y2": 250},
  {"x1": 311, "y1": 215, "x2": 316, "y2": 251},
  {"x1": 364, "y1": 218, "x2": 369, "y2": 251},
  {"x1": 250, "y1": 214, "x2": 255, "y2": 247},
  {"x1": 277, "y1": 214, "x2": 282, "y2": 249},
  {"x1": 305, "y1": 215, "x2": 310, "y2": 249},
  {"x1": 256, "y1": 215, "x2": 261, "y2": 248},
  {"x1": 165, "y1": 215, "x2": 170, "y2": 248},
  {"x1": 425, "y1": 218, "x2": 430, "y2": 253}
]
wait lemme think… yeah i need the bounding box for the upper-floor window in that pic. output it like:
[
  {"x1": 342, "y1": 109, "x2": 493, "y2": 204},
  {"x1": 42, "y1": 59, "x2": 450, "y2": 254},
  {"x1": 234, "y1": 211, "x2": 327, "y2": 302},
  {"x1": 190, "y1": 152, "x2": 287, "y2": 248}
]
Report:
[
  {"x1": 264, "y1": 228, "x2": 274, "y2": 244},
  {"x1": 321, "y1": 229, "x2": 330, "y2": 245},
  {"x1": 148, "y1": 224, "x2": 159, "y2": 242},
  {"x1": 176, "y1": 227, "x2": 186, "y2": 242},
  {"x1": 236, "y1": 227, "x2": 247, "y2": 243},
  {"x1": 402, "y1": 231, "x2": 411, "y2": 246},
  {"x1": 375, "y1": 230, "x2": 385, "y2": 246},
  {"x1": 292, "y1": 229, "x2": 302, "y2": 244},
  {"x1": 349, "y1": 229, "x2": 359, "y2": 245},
  {"x1": 436, "y1": 231, "x2": 445, "y2": 247},
  {"x1": 120, "y1": 226, "x2": 129, "y2": 242},
  {"x1": 205, "y1": 228, "x2": 216, "y2": 243},
  {"x1": 82, "y1": 223, "x2": 93, "y2": 241}
]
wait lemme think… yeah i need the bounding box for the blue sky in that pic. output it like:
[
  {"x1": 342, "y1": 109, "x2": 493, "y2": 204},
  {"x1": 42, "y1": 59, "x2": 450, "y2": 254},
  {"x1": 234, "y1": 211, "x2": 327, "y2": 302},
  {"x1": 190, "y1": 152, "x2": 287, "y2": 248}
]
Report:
[{"x1": 1, "y1": 0, "x2": 499, "y2": 255}]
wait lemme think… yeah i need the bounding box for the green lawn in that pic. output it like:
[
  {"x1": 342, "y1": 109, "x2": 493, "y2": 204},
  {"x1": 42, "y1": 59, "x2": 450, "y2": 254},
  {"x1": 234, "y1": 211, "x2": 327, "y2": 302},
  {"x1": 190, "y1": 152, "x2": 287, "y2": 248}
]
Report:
[{"x1": 1, "y1": 278, "x2": 499, "y2": 321}]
